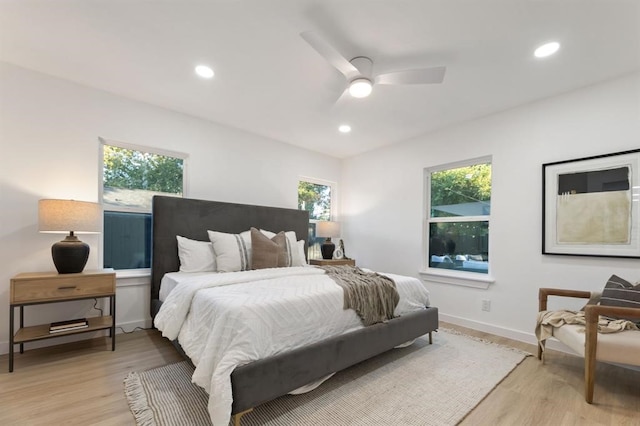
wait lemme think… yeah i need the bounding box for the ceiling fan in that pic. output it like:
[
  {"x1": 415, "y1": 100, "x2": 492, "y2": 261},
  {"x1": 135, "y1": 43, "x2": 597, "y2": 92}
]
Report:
[{"x1": 300, "y1": 31, "x2": 446, "y2": 100}]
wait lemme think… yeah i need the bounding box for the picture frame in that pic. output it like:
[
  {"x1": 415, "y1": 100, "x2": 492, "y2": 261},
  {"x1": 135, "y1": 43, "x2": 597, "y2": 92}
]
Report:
[{"x1": 542, "y1": 148, "x2": 640, "y2": 258}]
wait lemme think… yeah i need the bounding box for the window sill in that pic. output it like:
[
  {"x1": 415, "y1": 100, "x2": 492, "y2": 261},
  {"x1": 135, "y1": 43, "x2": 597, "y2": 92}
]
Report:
[
  {"x1": 114, "y1": 268, "x2": 151, "y2": 287},
  {"x1": 418, "y1": 269, "x2": 495, "y2": 289},
  {"x1": 115, "y1": 268, "x2": 150, "y2": 278}
]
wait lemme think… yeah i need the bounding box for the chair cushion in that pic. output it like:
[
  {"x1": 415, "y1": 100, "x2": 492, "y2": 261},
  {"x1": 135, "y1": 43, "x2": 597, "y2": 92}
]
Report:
[
  {"x1": 600, "y1": 274, "x2": 640, "y2": 324},
  {"x1": 553, "y1": 324, "x2": 640, "y2": 365}
]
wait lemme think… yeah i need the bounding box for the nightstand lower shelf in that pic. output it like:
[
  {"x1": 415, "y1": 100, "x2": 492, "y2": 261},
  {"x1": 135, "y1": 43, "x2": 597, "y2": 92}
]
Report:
[{"x1": 14, "y1": 316, "x2": 114, "y2": 344}]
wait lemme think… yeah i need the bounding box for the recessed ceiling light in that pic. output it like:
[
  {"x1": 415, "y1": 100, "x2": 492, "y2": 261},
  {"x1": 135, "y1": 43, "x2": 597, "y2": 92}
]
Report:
[
  {"x1": 338, "y1": 125, "x2": 351, "y2": 133},
  {"x1": 195, "y1": 65, "x2": 214, "y2": 79},
  {"x1": 534, "y1": 42, "x2": 560, "y2": 58},
  {"x1": 349, "y1": 79, "x2": 372, "y2": 98}
]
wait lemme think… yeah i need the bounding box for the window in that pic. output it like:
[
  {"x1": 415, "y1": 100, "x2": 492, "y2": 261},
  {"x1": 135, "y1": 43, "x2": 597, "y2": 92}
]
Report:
[
  {"x1": 298, "y1": 178, "x2": 335, "y2": 258},
  {"x1": 425, "y1": 157, "x2": 491, "y2": 276},
  {"x1": 100, "y1": 139, "x2": 186, "y2": 270}
]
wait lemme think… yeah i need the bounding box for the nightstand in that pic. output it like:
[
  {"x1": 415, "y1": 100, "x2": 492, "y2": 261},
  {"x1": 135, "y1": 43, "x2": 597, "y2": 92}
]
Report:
[
  {"x1": 309, "y1": 258, "x2": 356, "y2": 266},
  {"x1": 9, "y1": 269, "x2": 116, "y2": 372}
]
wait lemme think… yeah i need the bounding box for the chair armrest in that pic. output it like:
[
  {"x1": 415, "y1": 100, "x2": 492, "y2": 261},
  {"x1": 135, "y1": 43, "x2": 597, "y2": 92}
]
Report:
[
  {"x1": 539, "y1": 288, "x2": 592, "y2": 312},
  {"x1": 584, "y1": 304, "x2": 640, "y2": 321}
]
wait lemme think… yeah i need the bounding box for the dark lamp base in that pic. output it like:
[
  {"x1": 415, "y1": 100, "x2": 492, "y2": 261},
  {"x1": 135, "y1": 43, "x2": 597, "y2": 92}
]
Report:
[
  {"x1": 51, "y1": 235, "x2": 90, "y2": 274},
  {"x1": 321, "y1": 238, "x2": 335, "y2": 260}
]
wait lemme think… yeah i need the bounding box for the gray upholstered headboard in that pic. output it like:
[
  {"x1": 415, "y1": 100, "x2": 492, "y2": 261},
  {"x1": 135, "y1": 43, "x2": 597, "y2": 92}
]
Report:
[{"x1": 151, "y1": 196, "x2": 309, "y2": 315}]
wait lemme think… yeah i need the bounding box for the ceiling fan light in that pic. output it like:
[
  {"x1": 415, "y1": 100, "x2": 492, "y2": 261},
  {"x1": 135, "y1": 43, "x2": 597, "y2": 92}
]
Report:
[
  {"x1": 195, "y1": 65, "x2": 214, "y2": 78},
  {"x1": 534, "y1": 42, "x2": 560, "y2": 58},
  {"x1": 349, "y1": 79, "x2": 372, "y2": 98}
]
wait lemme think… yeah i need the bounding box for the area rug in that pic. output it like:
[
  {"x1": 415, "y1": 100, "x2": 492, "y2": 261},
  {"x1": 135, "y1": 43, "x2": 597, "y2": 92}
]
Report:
[{"x1": 124, "y1": 329, "x2": 529, "y2": 426}]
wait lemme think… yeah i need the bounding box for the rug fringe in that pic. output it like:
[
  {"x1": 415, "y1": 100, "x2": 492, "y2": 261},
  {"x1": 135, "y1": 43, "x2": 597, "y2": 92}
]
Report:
[
  {"x1": 124, "y1": 371, "x2": 157, "y2": 426},
  {"x1": 440, "y1": 327, "x2": 533, "y2": 357}
]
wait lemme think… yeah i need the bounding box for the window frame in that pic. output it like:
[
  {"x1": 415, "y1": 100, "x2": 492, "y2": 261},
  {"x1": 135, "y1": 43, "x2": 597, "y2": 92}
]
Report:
[
  {"x1": 98, "y1": 137, "x2": 188, "y2": 274},
  {"x1": 298, "y1": 176, "x2": 337, "y2": 222},
  {"x1": 298, "y1": 176, "x2": 337, "y2": 259},
  {"x1": 420, "y1": 156, "x2": 495, "y2": 288}
]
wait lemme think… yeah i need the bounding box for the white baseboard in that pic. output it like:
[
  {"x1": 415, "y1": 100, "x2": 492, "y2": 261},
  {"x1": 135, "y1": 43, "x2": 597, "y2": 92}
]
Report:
[
  {"x1": 115, "y1": 318, "x2": 153, "y2": 334},
  {"x1": 439, "y1": 313, "x2": 576, "y2": 355},
  {"x1": 0, "y1": 342, "x2": 7, "y2": 356}
]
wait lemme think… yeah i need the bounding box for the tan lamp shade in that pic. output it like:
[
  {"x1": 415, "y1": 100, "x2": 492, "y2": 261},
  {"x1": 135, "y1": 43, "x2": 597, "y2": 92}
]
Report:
[
  {"x1": 39, "y1": 199, "x2": 101, "y2": 233},
  {"x1": 316, "y1": 221, "x2": 340, "y2": 238},
  {"x1": 38, "y1": 199, "x2": 101, "y2": 274}
]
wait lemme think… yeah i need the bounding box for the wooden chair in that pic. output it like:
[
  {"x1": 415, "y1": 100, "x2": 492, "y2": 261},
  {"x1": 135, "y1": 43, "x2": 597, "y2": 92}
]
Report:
[{"x1": 538, "y1": 288, "x2": 640, "y2": 403}]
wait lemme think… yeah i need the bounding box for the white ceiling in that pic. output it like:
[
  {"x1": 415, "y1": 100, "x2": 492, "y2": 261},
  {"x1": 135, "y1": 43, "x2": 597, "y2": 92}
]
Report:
[{"x1": 1, "y1": 1, "x2": 639, "y2": 158}]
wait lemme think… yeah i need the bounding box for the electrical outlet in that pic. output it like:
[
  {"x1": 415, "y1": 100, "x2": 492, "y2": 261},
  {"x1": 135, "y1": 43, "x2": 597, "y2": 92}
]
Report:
[{"x1": 481, "y1": 299, "x2": 491, "y2": 312}]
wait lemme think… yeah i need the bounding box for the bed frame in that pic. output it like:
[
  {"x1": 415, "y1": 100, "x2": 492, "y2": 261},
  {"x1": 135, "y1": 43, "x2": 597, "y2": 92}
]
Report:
[{"x1": 150, "y1": 195, "x2": 439, "y2": 425}]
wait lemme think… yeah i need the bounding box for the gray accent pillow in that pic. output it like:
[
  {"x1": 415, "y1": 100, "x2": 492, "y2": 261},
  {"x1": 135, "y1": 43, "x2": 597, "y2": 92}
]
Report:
[
  {"x1": 251, "y1": 228, "x2": 290, "y2": 270},
  {"x1": 600, "y1": 274, "x2": 640, "y2": 324}
]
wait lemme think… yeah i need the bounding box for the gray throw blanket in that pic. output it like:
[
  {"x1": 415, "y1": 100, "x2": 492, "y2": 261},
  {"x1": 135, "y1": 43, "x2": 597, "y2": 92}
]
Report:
[{"x1": 319, "y1": 265, "x2": 399, "y2": 326}]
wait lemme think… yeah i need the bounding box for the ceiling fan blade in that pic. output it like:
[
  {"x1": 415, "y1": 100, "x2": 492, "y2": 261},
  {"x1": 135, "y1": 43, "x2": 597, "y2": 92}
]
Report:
[
  {"x1": 300, "y1": 31, "x2": 360, "y2": 79},
  {"x1": 334, "y1": 87, "x2": 351, "y2": 106},
  {"x1": 374, "y1": 66, "x2": 446, "y2": 85}
]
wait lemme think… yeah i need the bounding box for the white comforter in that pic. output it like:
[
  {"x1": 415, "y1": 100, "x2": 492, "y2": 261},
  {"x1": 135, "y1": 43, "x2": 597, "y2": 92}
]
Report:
[{"x1": 154, "y1": 266, "x2": 430, "y2": 426}]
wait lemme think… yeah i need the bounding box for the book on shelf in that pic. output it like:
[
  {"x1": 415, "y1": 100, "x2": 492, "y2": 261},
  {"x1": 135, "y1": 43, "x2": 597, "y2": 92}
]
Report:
[
  {"x1": 49, "y1": 324, "x2": 89, "y2": 333},
  {"x1": 49, "y1": 318, "x2": 88, "y2": 331}
]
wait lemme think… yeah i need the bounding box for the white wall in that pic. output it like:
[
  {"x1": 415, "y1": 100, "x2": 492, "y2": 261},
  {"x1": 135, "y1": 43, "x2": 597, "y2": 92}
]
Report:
[
  {"x1": 342, "y1": 72, "x2": 640, "y2": 345},
  {"x1": 0, "y1": 62, "x2": 341, "y2": 354},
  {"x1": 2, "y1": 60, "x2": 638, "y2": 356}
]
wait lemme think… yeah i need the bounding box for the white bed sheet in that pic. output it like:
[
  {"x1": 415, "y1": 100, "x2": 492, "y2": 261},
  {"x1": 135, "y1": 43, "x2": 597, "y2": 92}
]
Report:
[
  {"x1": 160, "y1": 271, "x2": 214, "y2": 302},
  {"x1": 155, "y1": 266, "x2": 430, "y2": 426}
]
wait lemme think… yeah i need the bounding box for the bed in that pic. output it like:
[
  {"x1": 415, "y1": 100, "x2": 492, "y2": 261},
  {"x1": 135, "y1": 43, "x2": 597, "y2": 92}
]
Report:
[{"x1": 150, "y1": 196, "x2": 439, "y2": 425}]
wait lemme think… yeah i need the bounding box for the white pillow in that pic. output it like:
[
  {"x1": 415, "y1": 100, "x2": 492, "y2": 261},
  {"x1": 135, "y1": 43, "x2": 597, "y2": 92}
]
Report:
[
  {"x1": 260, "y1": 229, "x2": 307, "y2": 266},
  {"x1": 207, "y1": 230, "x2": 252, "y2": 272},
  {"x1": 294, "y1": 239, "x2": 307, "y2": 266},
  {"x1": 176, "y1": 236, "x2": 216, "y2": 272}
]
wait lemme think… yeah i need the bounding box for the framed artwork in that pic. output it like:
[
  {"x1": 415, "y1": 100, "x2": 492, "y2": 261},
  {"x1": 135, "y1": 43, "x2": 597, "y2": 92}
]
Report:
[{"x1": 542, "y1": 148, "x2": 640, "y2": 258}]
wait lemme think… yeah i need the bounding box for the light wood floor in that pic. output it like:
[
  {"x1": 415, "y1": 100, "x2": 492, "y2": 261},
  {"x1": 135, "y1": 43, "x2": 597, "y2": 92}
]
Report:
[
  {"x1": 0, "y1": 323, "x2": 638, "y2": 425},
  {"x1": 446, "y1": 324, "x2": 640, "y2": 426}
]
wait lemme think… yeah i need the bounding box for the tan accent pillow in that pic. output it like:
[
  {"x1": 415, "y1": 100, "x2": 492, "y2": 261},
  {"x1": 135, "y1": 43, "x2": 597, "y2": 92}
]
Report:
[{"x1": 250, "y1": 227, "x2": 290, "y2": 270}]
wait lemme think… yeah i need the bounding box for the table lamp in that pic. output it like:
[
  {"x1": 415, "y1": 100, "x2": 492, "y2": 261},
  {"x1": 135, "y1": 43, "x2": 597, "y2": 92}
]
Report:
[
  {"x1": 316, "y1": 221, "x2": 340, "y2": 260},
  {"x1": 38, "y1": 199, "x2": 101, "y2": 274}
]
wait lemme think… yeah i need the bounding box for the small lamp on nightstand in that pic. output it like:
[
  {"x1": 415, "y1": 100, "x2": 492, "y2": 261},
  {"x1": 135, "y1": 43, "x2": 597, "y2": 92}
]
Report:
[
  {"x1": 38, "y1": 199, "x2": 102, "y2": 274},
  {"x1": 317, "y1": 221, "x2": 340, "y2": 260}
]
